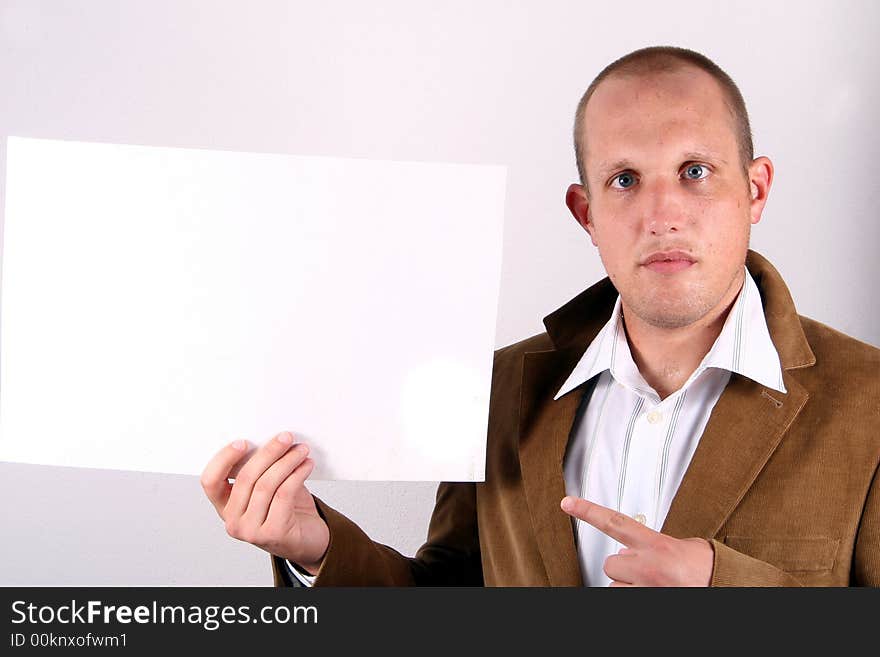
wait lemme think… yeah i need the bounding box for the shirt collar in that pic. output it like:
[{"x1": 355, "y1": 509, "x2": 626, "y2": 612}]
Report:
[{"x1": 553, "y1": 267, "x2": 787, "y2": 401}]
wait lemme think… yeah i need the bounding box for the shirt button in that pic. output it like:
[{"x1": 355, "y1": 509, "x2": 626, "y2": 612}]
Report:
[
  {"x1": 646, "y1": 410, "x2": 663, "y2": 424},
  {"x1": 634, "y1": 513, "x2": 647, "y2": 525}
]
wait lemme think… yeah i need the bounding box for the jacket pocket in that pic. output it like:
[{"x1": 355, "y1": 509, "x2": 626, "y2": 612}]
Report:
[{"x1": 722, "y1": 536, "x2": 839, "y2": 572}]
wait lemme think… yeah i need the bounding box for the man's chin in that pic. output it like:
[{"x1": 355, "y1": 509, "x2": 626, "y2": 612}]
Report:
[{"x1": 624, "y1": 296, "x2": 711, "y2": 330}]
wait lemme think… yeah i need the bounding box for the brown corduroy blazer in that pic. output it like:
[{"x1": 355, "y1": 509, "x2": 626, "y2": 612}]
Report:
[{"x1": 271, "y1": 250, "x2": 880, "y2": 586}]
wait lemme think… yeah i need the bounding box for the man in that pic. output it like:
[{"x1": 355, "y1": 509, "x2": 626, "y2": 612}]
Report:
[{"x1": 201, "y1": 46, "x2": 880, "y2": 586}]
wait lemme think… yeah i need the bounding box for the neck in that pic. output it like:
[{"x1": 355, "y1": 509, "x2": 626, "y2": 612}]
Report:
[{"x1": 621, "y1": 271, "x2": 745, "y2": 400}]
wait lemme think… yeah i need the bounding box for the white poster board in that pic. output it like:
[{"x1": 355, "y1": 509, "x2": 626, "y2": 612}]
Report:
[{"x1": 0, "y1": 137, "x2": 505, "y2": 481}]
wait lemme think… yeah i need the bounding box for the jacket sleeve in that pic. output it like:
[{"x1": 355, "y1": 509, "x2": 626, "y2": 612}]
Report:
[
  {"x1": 853, "y1": 460, "x2": 880, "y2": 586},
  {"x1": 271, "y1": 480, "x2": 483, "y2": 586}
]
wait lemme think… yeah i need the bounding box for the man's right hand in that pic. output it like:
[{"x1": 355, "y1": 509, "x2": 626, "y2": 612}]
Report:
[{"x1": 200, "y1": 431, "x2": 330, "y2": 576}]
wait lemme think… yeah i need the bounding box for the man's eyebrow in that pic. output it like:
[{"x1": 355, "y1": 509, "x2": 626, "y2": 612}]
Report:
[
  {"x1": 594, "y1": 159, "x2": 635, "y2": 179},
  {"x1": 681, "y1": 150, "x2": 728, "y2": 165}
]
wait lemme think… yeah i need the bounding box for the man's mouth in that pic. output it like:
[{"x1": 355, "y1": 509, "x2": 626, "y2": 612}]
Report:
[{"x1": 641, "y1": 250, "x2": 696, "y2": 274}]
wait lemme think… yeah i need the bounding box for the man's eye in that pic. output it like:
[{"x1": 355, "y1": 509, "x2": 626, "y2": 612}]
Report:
[
  {"x1": 611, "y1": 172, "x2": 637, "y2": 189},
  {"x1": 683, "y1": 164, "x2": 709, "y2": 180}
]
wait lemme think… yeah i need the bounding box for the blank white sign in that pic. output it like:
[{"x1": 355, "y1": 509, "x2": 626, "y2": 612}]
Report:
[{"x1": 0, "y1": 137, "x2": 505, "y2": 481}]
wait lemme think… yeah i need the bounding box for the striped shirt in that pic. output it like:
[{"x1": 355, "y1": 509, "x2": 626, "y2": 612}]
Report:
[{"x1": 555, "y1": 266, "x2": 786, "y2": 586}]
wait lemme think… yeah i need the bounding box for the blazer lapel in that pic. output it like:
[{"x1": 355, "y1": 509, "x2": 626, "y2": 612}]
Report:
[
  {"x1": 660, "y1": 370, "x2": 809, "y2": 539},
  {"x1": 517, "y1": 347, "x2": 585, "y2": 586},
  {"x1": 515, "y1": 276, "x2": 617, "y2": 586}
]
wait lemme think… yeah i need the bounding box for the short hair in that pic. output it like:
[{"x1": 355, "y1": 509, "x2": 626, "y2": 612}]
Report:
[{"x1": 573, "y1": 46, "x2": 754, "y2": 188}]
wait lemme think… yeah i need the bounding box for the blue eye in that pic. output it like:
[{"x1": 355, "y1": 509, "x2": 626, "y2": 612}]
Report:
[
  {"x1": 611, "y1": 172, "x2": 637, "y2": 189},
  {"x1": 684, "y1": 164, "x2": 709, "y2": 180}
]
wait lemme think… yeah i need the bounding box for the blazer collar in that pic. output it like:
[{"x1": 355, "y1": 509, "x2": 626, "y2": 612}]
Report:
[{"x1": 517, "y1": 249, "x2": 814, "y2": 585}]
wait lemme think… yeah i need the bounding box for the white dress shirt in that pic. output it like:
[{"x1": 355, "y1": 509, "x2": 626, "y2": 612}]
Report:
[
  {"x1": 556, "y1": 267, "x2": 785, "y2": 586},
  {"x1": 288, "y1": 267, "x2": 785, "y2": 587},
  {"x1": 287, "y1": 560, "x2": 316, "y2": 586}
]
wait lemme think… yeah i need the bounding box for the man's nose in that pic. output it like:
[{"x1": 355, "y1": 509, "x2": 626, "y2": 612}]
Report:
[{"x1": 638, "y1": 177, "x2": 683, "y2": 235}]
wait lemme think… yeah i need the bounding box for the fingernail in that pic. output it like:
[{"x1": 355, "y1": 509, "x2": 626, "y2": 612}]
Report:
[
  {"x1": 561, "y1": 497, "x2": 573, "y2": 511},
  {"x1": 276, "y1": 432, "x2": 294, "y2": 445},
  {"x1": 232, "y1": 439, "x2": 248, "y2": 451}
]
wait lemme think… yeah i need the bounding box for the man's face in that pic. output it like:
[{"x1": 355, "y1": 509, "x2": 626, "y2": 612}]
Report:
[{"x1": 567, "y1": 66, "x2": 772, "y2": 330}]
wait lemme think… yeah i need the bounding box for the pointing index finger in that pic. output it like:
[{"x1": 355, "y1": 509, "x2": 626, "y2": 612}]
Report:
[{"x1": 561, "y1": 496, "x2": 656, "y2": 548}]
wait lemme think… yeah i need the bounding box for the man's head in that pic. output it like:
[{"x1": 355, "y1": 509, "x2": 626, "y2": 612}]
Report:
[{"x1": 566, "y1": 46, "x2": 773, "y2": 330}]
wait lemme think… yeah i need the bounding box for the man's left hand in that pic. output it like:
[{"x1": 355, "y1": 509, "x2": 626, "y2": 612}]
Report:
[{"x1": 561, "y1": 496, "x2": 714, "y2": 587}]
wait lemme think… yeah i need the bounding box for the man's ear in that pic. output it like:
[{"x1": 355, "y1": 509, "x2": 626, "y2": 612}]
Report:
[
  {"x1": 747, "y1": 156, "x2": 774, "y2": 226},
  {"x1": 566, "y1": 183, "x2": 598, "y2": 246}
]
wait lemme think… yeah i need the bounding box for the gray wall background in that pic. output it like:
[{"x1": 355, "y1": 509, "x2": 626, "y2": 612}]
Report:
[{"x1": 1, "y1": 0, "x2": 877, "y2": 585}]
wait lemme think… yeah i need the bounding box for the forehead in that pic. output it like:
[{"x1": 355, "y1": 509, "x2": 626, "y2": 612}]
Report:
[{"x1": 583, "y1": 66, "x2": 737, "y2": 172}]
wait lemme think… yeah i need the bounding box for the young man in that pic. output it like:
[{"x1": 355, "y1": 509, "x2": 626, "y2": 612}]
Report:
[{"x1": 201, "y1": 46, "x2": 879, "y2": 586}]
